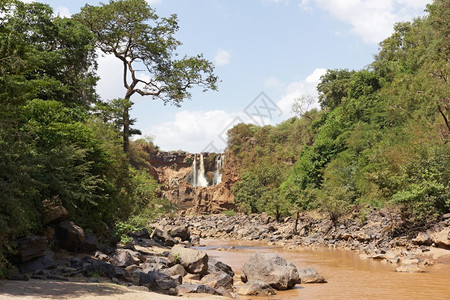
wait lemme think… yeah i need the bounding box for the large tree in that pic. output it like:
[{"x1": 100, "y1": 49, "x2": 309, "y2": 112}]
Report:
[{"x1": 76, "y1": 0, "x2": 218, "y2": 153}]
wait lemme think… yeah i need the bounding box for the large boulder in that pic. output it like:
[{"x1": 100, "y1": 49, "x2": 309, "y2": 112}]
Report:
[
  {"x1": 298, "y1": 268, "x2": 326, "y2": 283},
  {"x1": 200, "y1": 272, "x2": 233, "y2": 291},
  {"x1": 431, "y1": 227, "x2": 450, "y2": 249},
  {"x1": 168, "y1": 245, "x2": 208, "y2": 275},
  {"x1": 241, "y1": 253, "x2": 299, "y2": 290},
  {"x1": 207, "y1": 258, "x2": 234, "y2": 278},
  {"x1": 55, "y1": 220, "x2": 85, "y2": 251},
  {"x1": 78, "y1": 235, "x2": 99, "y2": 253},
  {"x1": 151, "y1": 228, "x2": 177, "y2": 247},
  {"x1": 111, "y1": 249, "x2": 134, "y2": 267},
  {"x1": 42, "y1": 199, "x2": 68, "y2": 225},
  {"x1": 237, "y1": 281, "x2": 276, "y2": 296},
  {"x1": 17, "y1": 236, "x2": 48, "y2": 262},
  {"x1": 19, "y1": 254, "x2": 55, "y2": 273},
  {"x1": 139, "y1": 271, "x2": 179, "y2": 295},
  {"x1": 170, "y1": 225, "x2": 190, "y2": 241}
]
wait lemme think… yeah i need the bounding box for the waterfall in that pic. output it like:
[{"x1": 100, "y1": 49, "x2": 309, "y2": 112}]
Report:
[
  {"x1": 197, "y1": 154, "x2": 209, "y2": 187},
  {"x1": 213, "y1": 155, "x2": 224, "y2": 185},
  {"x1": 189, "y1": 153, "x2": 224, "y2": 187}
]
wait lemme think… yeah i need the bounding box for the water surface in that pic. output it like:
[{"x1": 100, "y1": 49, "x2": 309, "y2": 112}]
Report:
[{"x1": 200, "y1": 239, "x2": 450, "y2": 299}]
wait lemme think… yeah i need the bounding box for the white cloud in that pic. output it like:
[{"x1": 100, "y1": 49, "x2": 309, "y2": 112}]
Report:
[
  {"x1": 146, "y1": 110, "x2": 241, "y2": 152},
  {"x1": 146, "y1": 0, "x2": 162, "y2": 4},
  {"x1": 54, "y1": 6, "x2": 71, "y2": 18},
  {"x1": 305, "y1": 0, "x2": 432, "y2": 44},
  {"x1": 299, "y1": 0, "x2": 313, "y2": 11},
  {"x1": 214, "y1": 49, "x2": 231, "y2": 66},
  {"x1": 276, "y1": 68, "x2": 327, "y2": 117},
  {"x1": 96, "y1": 51, "x2": 125, "y2": 100}
]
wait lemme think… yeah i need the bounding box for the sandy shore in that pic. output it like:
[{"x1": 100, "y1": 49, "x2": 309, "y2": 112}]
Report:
[{"x1": 0, "y1": 279, "x2": 226, "y2": 300}]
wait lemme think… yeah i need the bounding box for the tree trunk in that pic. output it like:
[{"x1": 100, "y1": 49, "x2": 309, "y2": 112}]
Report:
[{"x1": 123, "y1": 105, "x2": 130, "y2": 153}]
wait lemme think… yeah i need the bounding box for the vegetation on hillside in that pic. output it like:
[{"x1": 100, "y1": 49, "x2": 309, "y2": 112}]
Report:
[
  {"x1": 0, "y1": 0, "x2": 212, "y2": 276},
  {"x1": 229, "y1": 0, "x2": 449, "y2": 227}
]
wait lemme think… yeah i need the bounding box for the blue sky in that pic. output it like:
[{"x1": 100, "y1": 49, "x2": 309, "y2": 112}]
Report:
[{"x1": 29, "y1": 0, "x2": 431, "y2": 152}]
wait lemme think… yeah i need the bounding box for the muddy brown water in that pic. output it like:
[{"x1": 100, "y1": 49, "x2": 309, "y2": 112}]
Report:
[{"x1": 198, "y1": 239, "x2": 450, "y2": 300}]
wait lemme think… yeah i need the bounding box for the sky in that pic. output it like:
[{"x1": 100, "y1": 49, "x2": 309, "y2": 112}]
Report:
[{"x1": 28, "y1": 0, "x2": 431, "y2": 153}]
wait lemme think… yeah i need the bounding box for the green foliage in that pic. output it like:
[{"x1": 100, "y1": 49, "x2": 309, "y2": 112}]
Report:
[{"x1": 222, "y1": 209, "x2": 236, "y2": 217}]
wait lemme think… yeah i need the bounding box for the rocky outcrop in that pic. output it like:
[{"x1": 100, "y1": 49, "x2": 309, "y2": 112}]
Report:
[
  {"x1": 237, "y1": 281, "x2": 276, "y2": 296},
  {"x1": 241, "y1": 253, "x2": 299, "y2": 290},
  {"x1": 17, "y1": 236, "x2": 48, "y2": 262},
  {"x1": 55, "y1": 220, "x2": 85, "y2": 251}
]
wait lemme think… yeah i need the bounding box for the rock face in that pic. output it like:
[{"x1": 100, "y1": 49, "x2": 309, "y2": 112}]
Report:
[
  {"x1": 168, "y1": 245, "x2": 209, "y2": 275},
  {"x1": 149, "y1": 151, "x2": 237, "y2": 214},
  {"x1": 242, "y1": 253, "x2": 299, "y2": 290}
]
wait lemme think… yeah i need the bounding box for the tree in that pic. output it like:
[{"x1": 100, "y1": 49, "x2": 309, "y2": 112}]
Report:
[
  {"x1": 317, "y1": 69, "x2": 354, "y2": 110},
  {"x1": 291, "y1": 95, "x2": 316, "y2": 120},
  {"x1": 76, "y1": 0, "x2": 218, "y2": 153}
]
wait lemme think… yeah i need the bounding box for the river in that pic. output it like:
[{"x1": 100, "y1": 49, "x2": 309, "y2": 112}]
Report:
[{"x1": 198, "y1": 239, "x2": 450, "y2": 300}]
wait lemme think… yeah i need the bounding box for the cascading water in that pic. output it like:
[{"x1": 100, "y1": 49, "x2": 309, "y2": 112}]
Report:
[
  {"x1": 189, "y1": 153, "x2": 224, "y2": 187},
  {"x1": 197, "y1": 154, "x2": 209, "y2": 187},
  {"x1": 212, "y1": 155, "x2": 224, "y2": 185}
]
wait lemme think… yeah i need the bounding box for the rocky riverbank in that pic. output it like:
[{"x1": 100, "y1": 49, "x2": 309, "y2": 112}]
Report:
[{"x1": 153, "y1": 210, "x2": 450, "y2": 273}]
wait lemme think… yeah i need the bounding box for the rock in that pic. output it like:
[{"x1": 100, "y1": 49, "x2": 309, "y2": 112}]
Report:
[
  {"x1": 83, "y1": 260, "x2": 116, "y2": 278},
  {"x1": 242, "y1": 253, "x2": 299, "y2": 290},
  {"x1": 151, "y1": 228, "x2": 177, "y2": 247},
  {"x1": 42, "y1": 199, "x2": 68, "y2": 225},
  {"x1": 170, "y1": 226, "x2": 190, "y2": 241},
  {"x1": 20, "y1": 254, "x2": 56, "y2": 273},
  {"x1": 207, "y1": 258, "x2": 234, "y2": 278},
  {"x1": 131, "y1": 228, "x2": 150, "y2": 239},
  {"x1": 190, "y1": 236, "x2": 200, "y2": 246},
  {"x1": 298, "y1": 269, "x2": 326, "y2": 283},
  {"x1": 237, "y1": 281, "x2": 276, "y2": 296},
  {"x1": 55, "y1": 220, "x2": 85, "y2": 251},
  {"x1": 111, "y1": 249, "x2": 134, "y2": 267},
  {"x1": 176, "y1": 283, "x2": 220, "y2": 296},
  {"x1": 47, "y1": 274, "x2": 69, "y2": 281},
  {"x1": 78, "y1": 235, "x2": 99, "y2": 253},
  {"x1": 17, "y1": 236, "x2": 48, "y2": 262},
  {"x1": 412, "y1": 232, "x2": 432, "y2": 246},
  {"x1": 396, "y1": 264, "x2": 425, "y2": 273},
  {"x1": 7, "y1": 273, "x2": 29, "y2": 281},
  {"x1": 165, "y1": 264, "x2": 187, "y2": 277},
  {"x1": 168, "y1": 245, "x2": 208, "y2": 275},
  {"x1": 139, "y1": 271, "x2": 179, "y2": 294},
  {"x1": 200, "y1": 272, "x2": 233, "y2": 291},
  {"x1": 431, "y1": 227, "x2": 450, "y2": 249}
]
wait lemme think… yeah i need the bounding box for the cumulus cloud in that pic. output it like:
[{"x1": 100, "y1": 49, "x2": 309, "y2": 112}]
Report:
[
  {"x1": 276, "y1": 68, "x2": 327, "y2": 117},
  {"x1": 214, "y1": 49, "x2": 231, "y2": 66},
  {"x1": 96, "y1": 51, "x2": 124, "y2": 100},
  {"x1": 304, "y1": 0, "x2": 432, "y2": 44},
  {"x1": 264, "y1": 76, "x2": 285, "y2": 89},
  {"x1": 54, "y1": 6, "x2": 71, "y2": 18},
  {"x1": 146, "y1": 110, "x2": 243, "y2": 152}
]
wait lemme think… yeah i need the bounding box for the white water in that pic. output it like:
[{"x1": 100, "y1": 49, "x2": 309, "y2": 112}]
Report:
[
  {"x1": 212, "y1": 155, "x2": 224, "y2": 185},
  {"x1": 197, "y1": 154, "x2": 209, "y2": 187}
]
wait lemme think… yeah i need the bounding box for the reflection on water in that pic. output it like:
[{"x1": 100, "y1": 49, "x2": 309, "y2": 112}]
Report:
[{"x1": 199, "y1": 239, "x2": 450, "y2": 300}]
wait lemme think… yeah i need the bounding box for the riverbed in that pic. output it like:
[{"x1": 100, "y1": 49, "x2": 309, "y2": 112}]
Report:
[{"x1": 199, "y1": 239, "x2": 450, "y2": 300}]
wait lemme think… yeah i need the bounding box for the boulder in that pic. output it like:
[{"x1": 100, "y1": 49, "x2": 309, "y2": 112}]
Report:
[
  {"x1": 42, "y1": 199, "x2": 68, "y2": 225},
  {"x1": 19, "y1": 254, "x2": 56, "y2": 273},
  {"x1": 176, "y1": 284, "x2": 220, "y2": 296},
  {"x1": 78, "y1": 235, "x2": 99, "y2": 253},
  {"x1": 55, "y1": 220, "x2": 85, "y2": 251},
  {"x1": 200, "y1": 272, "x2": 233, "y2": 291},
  {"x1": 237, "y1": 281, "x2": 276, "y2": 296},
  {"x1": 82, "y1": 259, "x2": 116, "y2": 278},
  {"x1": 412, "y1": 232, "x2": 432, "y2": 246},
  {"x1": 168, "y1": 245, "x2": 208, "y2": 275},
  {"x1": 396, "y1": 264, "x2": 425, "y2": 273},
  {"x1": 431, "y1": 227, "x2": 450, "y2": 249},
  {"x1": 242, "y1": 253, "x2": 299, "y2": 290},
  {"x1": 17, "y1": 236, "x2": 48, "y2": 262},
  {"x1": 165, "y1": 264, "x2": 187, "y2": 277},
  {"x1": 151, "y1": 228, "x2": 177, "y2": 247},
  {"x1": 170, "y1": 225, "x2": 190, "y2": 241},
  {"x1": 298, "y1": 268, "x2": 326, "y2": 283},
  {"x1": 139, "y1": 271, "x2": 179, "y2": 295},
  {"x1": 207, "y1": 258, "x2": 234, "y2": 278},
  {"x1": 111, "y1": 249, "x2": 134, "y2": 267}
]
